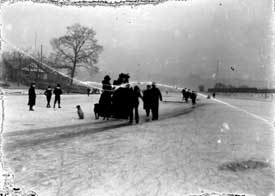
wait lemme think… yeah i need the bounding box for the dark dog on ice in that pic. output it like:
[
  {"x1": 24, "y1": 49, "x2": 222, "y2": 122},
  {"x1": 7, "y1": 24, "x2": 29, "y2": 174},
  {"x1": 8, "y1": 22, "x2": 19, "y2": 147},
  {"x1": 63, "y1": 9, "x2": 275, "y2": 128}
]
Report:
[
  {"x1": 94, "y1": 103, "x2": 111, "y2": 120},
  {"x1": 76, "y1": 105, "x2": 84, "y2": 119},
  {"x1": 94, "y1": 103, "x2": 100, "y2": 119}
]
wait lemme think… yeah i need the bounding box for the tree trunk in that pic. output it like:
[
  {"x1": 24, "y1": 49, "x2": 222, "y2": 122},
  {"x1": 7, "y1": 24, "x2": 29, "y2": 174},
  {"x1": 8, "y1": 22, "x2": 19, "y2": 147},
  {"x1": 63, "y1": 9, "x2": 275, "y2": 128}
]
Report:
[
  {"x1": 70, "y1": 64, "x2": 76, "y2": 86},
  {"x1": 17, "y1": 56, "x2": 22, "y2": 87},
  {"x1": 69, "y1": 61, "x2": 77, "y2": 92}
]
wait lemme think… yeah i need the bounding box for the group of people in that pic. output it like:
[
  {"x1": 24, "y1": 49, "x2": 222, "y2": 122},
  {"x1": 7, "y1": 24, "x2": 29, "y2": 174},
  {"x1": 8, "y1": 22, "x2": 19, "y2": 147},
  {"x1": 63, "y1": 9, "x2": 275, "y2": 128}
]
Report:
[
  {"x1": 28, "y1": 83, "x2": 63, "y2": 111},
  {"x1": 98, "y1": 74, "x2": 163, "y2": 124},
  {"x1": 130, "y1": 82, "x2": 163, "y2": 123},
  {"x1": 181, "y1": 88, "x2": 197, "y2": 105},
  {"x1": 28, "y1": 75, "x2": 197, "y2": 125}
]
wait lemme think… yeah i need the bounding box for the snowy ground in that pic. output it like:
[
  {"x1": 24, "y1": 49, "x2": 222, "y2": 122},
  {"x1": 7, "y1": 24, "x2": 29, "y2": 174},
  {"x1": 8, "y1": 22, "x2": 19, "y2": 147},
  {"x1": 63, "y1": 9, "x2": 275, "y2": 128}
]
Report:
[
  {"x1": 1, "y1": 93, "x2": 275, "y2": 196},
  {"x1": 3, "y1": 93, "x2": 188, "y2": 133}
]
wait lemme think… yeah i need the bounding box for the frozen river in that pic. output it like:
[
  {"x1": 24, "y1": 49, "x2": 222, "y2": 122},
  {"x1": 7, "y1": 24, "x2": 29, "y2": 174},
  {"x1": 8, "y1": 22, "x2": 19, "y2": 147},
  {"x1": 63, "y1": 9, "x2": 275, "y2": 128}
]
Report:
[{"x1": 1, "y1": 93, "x2": 275, "y2": 196}]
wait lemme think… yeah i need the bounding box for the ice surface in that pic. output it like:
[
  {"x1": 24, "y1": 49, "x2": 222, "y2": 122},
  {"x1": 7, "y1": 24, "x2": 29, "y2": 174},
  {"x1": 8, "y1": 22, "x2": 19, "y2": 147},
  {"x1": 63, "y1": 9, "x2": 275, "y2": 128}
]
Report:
[{"x1": 1, "y1": 94, "x2": 275, "y2": 196}]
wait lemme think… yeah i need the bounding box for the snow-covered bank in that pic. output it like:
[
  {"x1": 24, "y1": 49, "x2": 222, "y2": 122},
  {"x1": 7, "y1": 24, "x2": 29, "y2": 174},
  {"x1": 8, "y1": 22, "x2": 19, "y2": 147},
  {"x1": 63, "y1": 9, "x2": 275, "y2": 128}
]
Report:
[{"x1": 3, "y1": 93, "x2": 189, "y2": 133}]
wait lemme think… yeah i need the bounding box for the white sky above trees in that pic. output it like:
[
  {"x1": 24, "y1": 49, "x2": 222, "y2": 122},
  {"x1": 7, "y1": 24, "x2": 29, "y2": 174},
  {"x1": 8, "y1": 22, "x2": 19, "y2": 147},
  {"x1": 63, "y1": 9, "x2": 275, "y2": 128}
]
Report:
[{"x1": 1, "y1": 0, "x2": 274, "y2": 87}]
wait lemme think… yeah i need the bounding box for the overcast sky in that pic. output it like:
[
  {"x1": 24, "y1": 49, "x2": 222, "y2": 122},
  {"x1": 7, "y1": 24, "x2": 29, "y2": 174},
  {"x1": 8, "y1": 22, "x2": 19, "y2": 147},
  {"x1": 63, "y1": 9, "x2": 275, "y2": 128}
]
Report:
[{"x1": 1, "y1": 0, "x2": 274, "y2": 86}]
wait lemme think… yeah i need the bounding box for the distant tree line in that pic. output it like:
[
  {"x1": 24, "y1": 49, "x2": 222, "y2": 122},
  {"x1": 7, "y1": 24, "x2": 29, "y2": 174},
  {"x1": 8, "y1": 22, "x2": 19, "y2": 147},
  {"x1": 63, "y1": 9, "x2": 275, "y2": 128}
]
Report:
[{"x1": 207, "y1": 83, "x2": 275, "y2": 93}]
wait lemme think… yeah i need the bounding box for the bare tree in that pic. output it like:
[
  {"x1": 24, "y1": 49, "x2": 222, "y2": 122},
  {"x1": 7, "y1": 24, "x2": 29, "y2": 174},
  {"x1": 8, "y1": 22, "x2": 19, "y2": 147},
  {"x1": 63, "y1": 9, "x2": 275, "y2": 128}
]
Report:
[{"x1": 50, "y1": 23, "x2": 103, "y2": 86}]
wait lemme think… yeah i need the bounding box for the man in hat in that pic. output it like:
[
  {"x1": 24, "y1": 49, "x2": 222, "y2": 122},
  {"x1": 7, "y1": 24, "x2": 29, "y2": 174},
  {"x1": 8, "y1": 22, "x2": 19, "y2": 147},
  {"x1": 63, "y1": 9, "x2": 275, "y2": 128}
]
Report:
[
  {"x1": 190, "y1": 91, "x2": 197, "y2": 105},
  {"x1": 53, "y1": 84, "x2": 63, "y2": 108},
  {"x1": 28, "y1": 82, "x2": 36, "y2": 111},
  {"x1": 143, "y1": 84, "x2": 152, "y2": 121},
  {"x1": 150, "y1": 82, "x2": 162, "y2": 120}
]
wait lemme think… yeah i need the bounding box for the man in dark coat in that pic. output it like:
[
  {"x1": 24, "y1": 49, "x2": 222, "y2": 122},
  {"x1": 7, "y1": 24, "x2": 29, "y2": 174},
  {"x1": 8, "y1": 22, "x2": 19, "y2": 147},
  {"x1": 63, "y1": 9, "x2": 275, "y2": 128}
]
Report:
[
  {"x1": 53, "y1": 84, "x2": 63, "y2": 108},
  {"x1": 184, "y1": 88, "x2": 189, "y2": 103},
  {"x1": 191, "y1": 91, "x2": 197, "y2": 105},
  {"x1": 181, "y1": 88, "x2": 186, "y2": 101},
  {"x1": 143, "y1": 84, "x2": 152, "y2": 120},
  {"x1": 87, "y1": 88, "x2": 91, "y2": 96},
  {"x1": 150, "y1": 82, "x2": 162, "y2": 120},
  {"x1": 212, "y1": 92, "x2": 216, "y2": 98},
  {"x1": 126, "y1": 84, "x2": 135, "y2": 123},
  {"x1": 28, "y1": 83, "x2": 36, "y2": 111},
  {"x1": 44, "y1": 85, "x2": 52, "y2": 108}
]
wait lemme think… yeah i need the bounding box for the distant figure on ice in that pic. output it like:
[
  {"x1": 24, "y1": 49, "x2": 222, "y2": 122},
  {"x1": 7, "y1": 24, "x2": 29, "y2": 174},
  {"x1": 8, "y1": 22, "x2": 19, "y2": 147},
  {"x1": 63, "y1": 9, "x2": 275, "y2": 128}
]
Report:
[
  {"x1": 129, "y1": 85, "x2": 143, "y2": 124},
  {"x1": 53, "y1": 84, "x2": 63, "y2": 108},
  {"x1": 143, "y1": 84, "x2": 152, "y2": 121},
  {"x1": 76, "y1": 105, "x2": 84, "y2": 119},
  {"x1": 126, "y1": 84, "x2": 134, "y2": 124},
  {"x1": 28, "y1": 82, "x2": 36, "y2": 111},
  {"x1": 184, "y1": 88, "x2": 190, "y2": 103},
  {"x1": 87, "y1": 88, "x2": 91, "y2": 96},
  {"x1": 212, "y1": 92, "x2": 216, "y2": 98},
  {"x1": 181, "y1": 88, "x2": 186, "y2": 101},
  {"x1": 190, "y1": 91, "x2": 197, "y2": 105},
  {"x1": 150, "y1": 82, "x2": 162, "y2": 120},
  {"x1": 44, "y1": 85, "x2": 52, "y2": 108}
]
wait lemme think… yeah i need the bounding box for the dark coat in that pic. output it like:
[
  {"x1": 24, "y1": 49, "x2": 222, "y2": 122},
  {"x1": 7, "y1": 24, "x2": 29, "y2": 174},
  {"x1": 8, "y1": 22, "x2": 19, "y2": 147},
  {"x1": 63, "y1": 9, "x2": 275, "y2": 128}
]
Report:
[
  {"x1": 132, "y1": 90, "x2": 142, "y2": 106},
  {"x1": 111, "y1": 86, "x2": 133, "y2": 119},
  {"x1": 143, "y1": 89, "x2": 151, "y2": 110},
  {"x1": 150, "y1": 87, "x2": 162, "y2": 106},
  {"x1": 28, "y1": 87, "x2": 36, "y2": 106},
  {"x1": 126, "y1": 87, "x2": 134, "y2": 108},
  {"x1": 44, "y1": 89, "x2": 52, "y2": 98},
  {"x1": 191, "y1": 92, "x2": 197, "y2": 104},
  {"x1": 184, "y1": 91, "x2": 190, "y2": 99},
  {"x1": 99, "y1": 91, "x2": 112, "y2": 105},
  {"x1": 99, "y1": 80, "x2": 112, "y2": 105},
  {"x1": 181, "y1": 89, "x2": 186, "y2": 95},
  {"x1": 102, "y1": 80, "x2": 112, "y2": 91},
  {"x1": 53, "y1": 88, "x2": 62, "y2": 97}
]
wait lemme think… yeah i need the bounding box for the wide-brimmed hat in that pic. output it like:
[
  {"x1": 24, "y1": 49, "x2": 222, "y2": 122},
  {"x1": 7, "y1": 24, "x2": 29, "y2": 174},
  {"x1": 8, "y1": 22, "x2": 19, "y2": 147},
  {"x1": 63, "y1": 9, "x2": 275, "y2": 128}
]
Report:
[{"x1": 104, "y1": 75, "x2": 111, "y2": 81}]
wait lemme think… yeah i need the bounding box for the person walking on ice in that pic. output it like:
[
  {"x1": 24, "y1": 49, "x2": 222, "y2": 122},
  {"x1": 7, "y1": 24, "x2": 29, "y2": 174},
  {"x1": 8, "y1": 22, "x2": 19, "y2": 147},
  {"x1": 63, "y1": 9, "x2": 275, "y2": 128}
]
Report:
[
  {"x1": 143, "y1": 84, "x2": 152, "y2": 121},
  {"x1": 181, "y1": 88, "x2": 186, "y2": 101},
  {"x1": 150, "y1": 82, "x2": 162, "y2": 120},
  {"x1": 53, "y1": 84, "x2": 63, "y2": 108},
  {"x1": 190, "y1": 91, "x2": 197, "y2": 105}
]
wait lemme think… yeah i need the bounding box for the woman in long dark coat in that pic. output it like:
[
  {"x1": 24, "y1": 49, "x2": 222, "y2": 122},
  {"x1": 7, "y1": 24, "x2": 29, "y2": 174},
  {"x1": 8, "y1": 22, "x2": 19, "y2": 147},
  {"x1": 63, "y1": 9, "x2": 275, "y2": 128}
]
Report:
[
  {"x1": 28, "y1": 83, "x2": 36, "y2": 111},
  {"x1": 99, "y1": 75, "x2": 113, "y2": 118}
]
